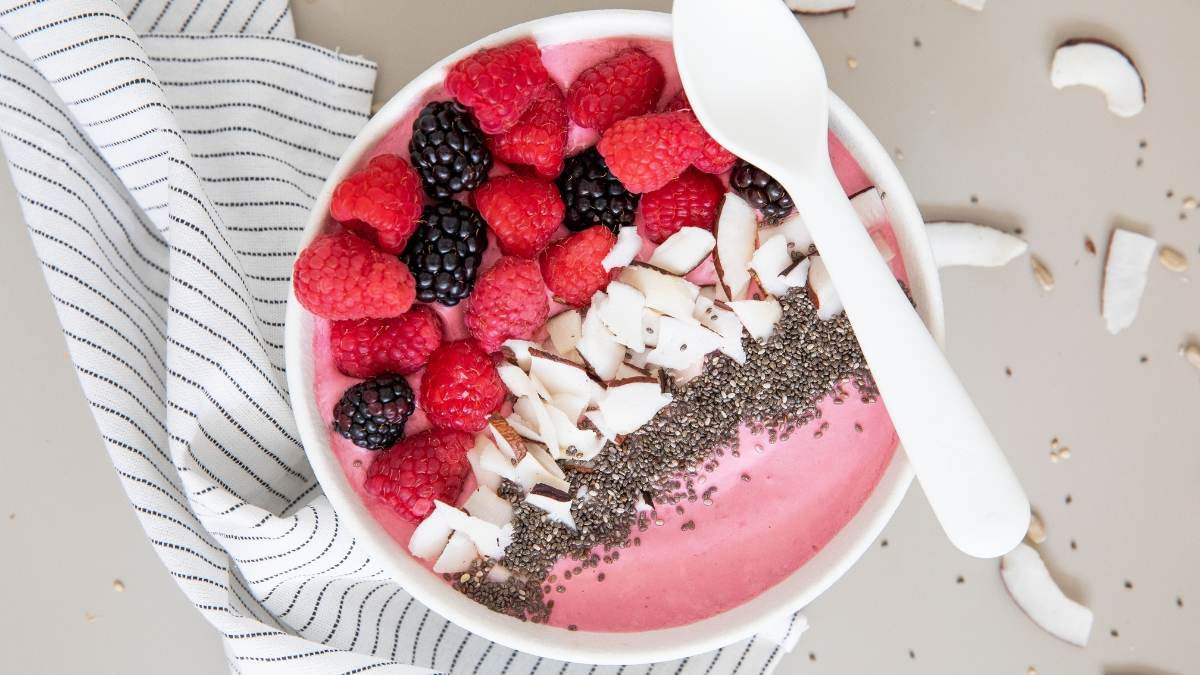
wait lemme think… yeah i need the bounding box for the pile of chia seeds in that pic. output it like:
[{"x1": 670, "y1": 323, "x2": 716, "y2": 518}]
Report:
[{"x1": 456, "y1": 289, "x2": 878, "y2": 621}]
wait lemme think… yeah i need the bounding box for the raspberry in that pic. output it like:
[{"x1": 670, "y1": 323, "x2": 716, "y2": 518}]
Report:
[
  {"x1": 596, "y1": 111, "x2": 706, "y2": 193},
  {"x1": 293, "y1": 232, "x2": 416, "y2": 320},
  {"x1": 329, "y1": 155, "x2": 424, "y2": 247},
  {"x1": 664, "y1": 91, "x2": 738, "y2": 174},
  {"x1": 465, "y1": 257, "x2": 550, "y2": 353},
  {"x1": 444, "y1": 39, "x2": 552, "y2": 135},
  {"x1": 419, "y1": 340, "x2": 506, "y2": 432},
  {"x1": 341, "y1": 219, "x2": 410, "y2": 255},
  {"x1": 486, "y1": 84, "x2": 568, "y2": 178},
  {"x1": 566, "y1": 48, "x2": 665, "y2": 132},
  {"x1": 333, "y1": 374, "x2": 415, "y2": 450},
  {"x1": 473, "y1": 174, "x2": 564, "y2": 258},
  {"x1": 639, "y1": 168, "x2": 725, "y2": 244},
  {"x1": 363, "y1": 428, "x2": 473, "y2": 523},
  {"x1": 330, "y1": 305, "x2": 444, "y2": 378},
  {"x1": 539, "y1": 226, "x2": 616, "y2": 307}
]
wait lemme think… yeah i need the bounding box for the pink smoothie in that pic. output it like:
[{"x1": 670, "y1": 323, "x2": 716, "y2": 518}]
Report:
[{"x1": 310, "y1": 37, "x2": 899, "y2": 632}]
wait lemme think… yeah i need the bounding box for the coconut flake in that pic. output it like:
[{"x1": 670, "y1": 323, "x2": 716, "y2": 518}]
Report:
[
  {"x1": 646, "y1": 316, "x2": 722, "y2": 371},
  {"x1": 1102, "y1": 228, "x2": 1156, "y2": 334},
  {"x1": 926, "y1": 221, "x2": 1028, "y2": 268},
  {"x1": 648, "y1": 227, "x2": 716, "y2": 275},
  {"x1": 514, "y1": 453, "x2": 570, "y2": 493},
  {"x1": 526, "y1": 486, "x2": 577, "y2": 529},
  {"x1": 694, "y1": 295, "x2": 747, "y2": 364},
  {"x1": 463, "y1": 486, "x2": 514, "y2": 526},
  {"x1": 619, "y1": 262, "x2": 701, "y2": 323},
  {"x1": 1050, "y1": 39, "x2": 1145, "y2": 118},
  {"x1": 433, "y1": 531, "x2": 479, "y2": 574},
  {"x1": 602, "y1": 226, "x2": 642, "y2": 271},
  {"x1": 466, "y1": 435, "x2": 502, "y2": 491},
  {"x1": 950, "y1": 0, "x2": 985, "y2": 10},
  {"x1": 408, "y1": 508, "x2": 454, "y2": 561},
  {"x1": 749, "y1": 233, "x2": 795, "y2": 297},
  {"x1": 528, "y1": 349, "x2": 594, "y2": 398},
  {"x1": 850, "y1": 187, "x2": 888, "y2": 231},
  {"x1": 597, "y1": 378, "x2": 672, "y2": 434},
  {"x1": 728, "y1": 298, "x2": 783, "y2": 342},
  {"x1": 807, "y1": 256, "x2": 843, "y2": 320},
  {"x1": 545, "y1": 309, "x2": 583, "y2": 356},
  {"x1": 576, "y1": 306, "x2": 626, "y2": 381},
  {"x1": 592, "y1": 283, "x2": 646, "y2": 354},
  {"x1": 713, "y1": 195, "x2": 757, "y2": 300},
  {"x1": 500, "y1": 339, "x2": 537, "y2": 370},
  {"x1": 1000, "y1": 543, "x2": 1094, "y2": 647},
  {"x1": 430, "y1": 501, "x2": 512, "y2": 560}
]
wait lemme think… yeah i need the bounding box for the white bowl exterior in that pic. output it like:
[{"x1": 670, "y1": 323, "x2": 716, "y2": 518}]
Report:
[{"x1": 284, "y1": 9, "x2": 942, "y2": 665}]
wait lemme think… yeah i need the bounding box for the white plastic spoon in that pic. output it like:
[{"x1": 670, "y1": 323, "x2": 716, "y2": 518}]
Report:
[{"x1": 673, "y1": 0, "x2": 1029, "y2": 558}]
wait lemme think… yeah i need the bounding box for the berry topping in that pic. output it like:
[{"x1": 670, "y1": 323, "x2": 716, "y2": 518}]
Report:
[
  {"x1": 419, "y1": 340, "x2": 506, "y2": 432},
  {"x1": 473, "y1": 174, "x2": 564, "y2": 258},
  {"x1": 409, "y1": 100, "x2": 492, "y2": 199},
  {"x1": 333, "y1": 374, "x2": 416, "y2": 450},
  {"x1": 556, "y1": 147, "x2": 639, "y2": 234},
  {"x1": 330, "y1": 305, "x2": 444, "y2": 378},
  {"x1": 329, "y1": 154, "x2": 424, "y2": 244},
  {"x1": 730, "y1": 159, "x2": 795, "y2": 222},
  {"x1": 566, "y1": 48, "x2": 665, "y2": 132},
  {"x1": 596, "y1": 111, "x2": 707, "y2": 193},
  {"x1": 639, "y1": 168, "x2": 725, "y2": 244},
  {"x1": 486, "y1": 83, "x2": 568, "y2": 178},
  {"x1": 465, "y1": 257, "x2": 550, "y2": 353},
  {"x1": 663, "y1": 91, "x2": 738, "y2": 175},
  {"x1": 363, "y1": 428, "x2": 474, "y2": 523},
  {"x1": 341, "y1": 219, "x2": 412, "y2": 255},
  {"x1": 444, "y1": 39, "x2": 552, "y2": 135},
  {"x1": 399, "y1": 202, "x2": 489, "y2": 307},
  {"x1": 293, "y1": 232, "x2": 416, "y2": 320},
  {"x1": 539, "y1": 225, "x2": 617, "y2": 307}
]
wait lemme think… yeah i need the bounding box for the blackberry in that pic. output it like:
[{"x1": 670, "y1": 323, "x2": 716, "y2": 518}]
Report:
[
  {"x1": 399, "y1": 201, "x2": 488, "y2": 306},
  {"x1": 409, "y1": 100, "x2": 492, "y2": 199},
  {"x1": 730, "y1": 159, "x2": 794, "y2": 222},
  {"x1": 556, "y1": 147, "x2": 639, "y2": 233},
  {"x1": 333, "y1": 374, "x2": 415, "y2": 450}
]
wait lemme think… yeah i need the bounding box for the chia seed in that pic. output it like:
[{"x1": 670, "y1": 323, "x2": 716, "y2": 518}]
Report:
[{"x1": 459, "y1": 289, "x2": 878, "y2": 621}]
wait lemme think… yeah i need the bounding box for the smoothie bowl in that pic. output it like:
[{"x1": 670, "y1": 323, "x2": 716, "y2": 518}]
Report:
[{"x1": 284, "y1": 9, "x2": 943, "y2": 665}]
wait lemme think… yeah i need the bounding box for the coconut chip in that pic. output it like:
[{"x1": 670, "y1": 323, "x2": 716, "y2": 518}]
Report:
[
  {"x1": 1102, "y1": 229, "x2": 1156, "y2": 334},
  {"x1": 926, "y1": 221, "x2": 1028, "y2": 268},
  {"x1": 1050, "y1": 39, "x2": 1145, "y2": 118},
  {"x1": 784, "y1": 0, "x2": 855, "y2": 14},
  {"x1": 1000, "y1": 543, "x2": 1093, "y2": 647}
]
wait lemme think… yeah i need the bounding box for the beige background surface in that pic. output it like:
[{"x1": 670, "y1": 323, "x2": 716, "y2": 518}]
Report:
[{"x1": 1, "y1": 1, "x2": 1197, "y2": 673}]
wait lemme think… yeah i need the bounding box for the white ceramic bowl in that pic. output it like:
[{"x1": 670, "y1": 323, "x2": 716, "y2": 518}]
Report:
[{"x1": 285, "y1": 9, "x2": 943, "y2": 666}]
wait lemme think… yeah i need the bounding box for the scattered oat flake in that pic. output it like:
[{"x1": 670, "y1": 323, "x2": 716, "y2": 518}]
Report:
[
  {"x1": 1026, "y1": 511, "x2": 1047, "y2": 544},
  {"x1": 112, "y1": 579, "x2": 125, "y2": 592},
  {"x1": 1184, "y1": 343, "x2": 1200, "y2": 370},
  {"x1": 1158, "y1": 246, "x2": 1188, "y2": 272},
  {"x1": 84, "y1": 612, "x2": 99, "y2": 623},
  {"x1": 1184, "y1": 195, "x2": 1198, "y2": 210},
  {"x1": 1031, "y1": 256, "x2": 1055, "y2": 291},
  {"x1": 846, "y1": 56, "x2": 858, "y2": 69},
  {"x1": 1102, "y1": 229, "x2": 1156, "y2": 334}
]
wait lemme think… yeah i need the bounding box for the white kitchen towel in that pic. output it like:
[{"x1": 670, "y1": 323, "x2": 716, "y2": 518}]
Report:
[{"x1": 0, "y1": 1, "x2": 807, "y2": 672}]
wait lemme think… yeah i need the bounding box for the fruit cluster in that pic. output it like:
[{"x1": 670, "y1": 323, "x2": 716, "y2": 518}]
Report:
[{"x1": 291, "y1": 38, "x2": 801, "y2": 526}]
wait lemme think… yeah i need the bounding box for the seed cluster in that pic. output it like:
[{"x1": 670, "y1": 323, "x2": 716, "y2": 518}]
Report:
[{"x1": 468, "y1": 289, "x2": 876, "y2": 620}]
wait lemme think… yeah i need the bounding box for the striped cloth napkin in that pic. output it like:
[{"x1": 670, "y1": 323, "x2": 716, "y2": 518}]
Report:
[{"x1": 0, "y1": 1, "x2": 806, "y2": 672}]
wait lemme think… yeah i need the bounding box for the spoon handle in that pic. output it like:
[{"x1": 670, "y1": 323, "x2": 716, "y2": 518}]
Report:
[{"x1": 782, "y1": 163, "x2": 1029, "y2": 559}]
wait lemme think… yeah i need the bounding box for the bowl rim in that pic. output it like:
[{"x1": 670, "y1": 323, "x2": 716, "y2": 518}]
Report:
[{"x1": 284, "y1": 8, "x2": 943, "y2": 666}]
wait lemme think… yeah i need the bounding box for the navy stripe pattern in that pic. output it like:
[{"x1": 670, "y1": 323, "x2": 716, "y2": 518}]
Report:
[{"x1": 0, "y1": 2, "x2": 805, "y2": 672}]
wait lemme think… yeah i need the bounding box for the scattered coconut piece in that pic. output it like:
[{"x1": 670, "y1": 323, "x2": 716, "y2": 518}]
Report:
[
  {"x1": 601, "y1": 226, "x2": 642, "y2": 271},
  {"x1": 648, "y1": 227, "x2": 716, "y2": 275},
  {"x1": 779, "y1": 211, "x2": 814, "y2": 254},
  {"x1": 849, "y1": 187, "x2": 888, "y2": 231},
  {"x1": 576, "y1": 306, "x2": 626, "y2": 381},
  {"x1": 1001, "y1": 543, "x2": 1094, "y2": 647},
  {"x1": 784, "y1": 0, "x2": 855, "y2": 14},
  {"x1": 1050, "y1": 39, "x2": 1145, "y2": 118},
  {"x1": 543, "y1": 404, "x2": 603, "y2": 460},
  {"x1": 749, "y1": 233, "x2": 795, "y2": 297},
  {"x1": 1102, "y1": 229, "x2": 1156, "y2": 334},
  {"x1": 497, "y1": 363, "x2": 540, "y2": 400},
  {"x1": 478, "y1": 438, "x2": 518, "y2": 481},
  {"x1": 583, "y1": 408, "x2": 618, "y2": 444},
  {"x1": 1026, "y1": 511, "x2": 1047, "y2": 545},
  {"x1": 436, "y1": 502, "x2": 513, "y2": 560},
  {"x1": 926, "y1": 221, "x2": 1028, "y2": 268},
  {"x1": 433, "y1": 531, "x2": 479, "y2": 574},
  {"x1": 781, "y1": 257, "x2": 811, "y2": 290},
  {"x1": 597, "y1": 378, "x2": 673, "y2": 435},
  {"x1": 728, "y1": 298, "x2": 784, "y2": 342},
  {"x1": 550, "y1": 392, "x2": 587, "y2": 424},
  {"x1": 619, "y1": 262, "x2": 701, "y2": 323},
  {"x1": 713, "y1": 195, "x2": 757, "y2": 300},
  {"x1": 950, "y1": 0, "x2": 985, "y2": 10},
  {"x1": 546, "y1": 310, "x2": 583, "y2": 356},
  {"x1": 593, "y1": 283, "x2": 647, "y2": 353},
  {"x1": 463, "y1": 486, "x2": 514, "y2": 527},
  {"x1": 514, "y1": 453, "x2": 570, "y2": 494},
  {"x1": 641, "y1": 309, "x2": 662, "y2": 348},
  {"x1": 1158, "y1": 246, "x2": 1188, "y2": 273},
  {"x1": 807, "y1": 256, "x2": 843, "y2": 319},
  {"x1": 1031, "y1": 256, "x2": 1055, "y2": 292},
  {"x1": 1183, "y1": 343, "x2": 1200, "y2": 370},
  {"x1": 513, "y1": 395, "x2": 559, "y2": 456}
]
